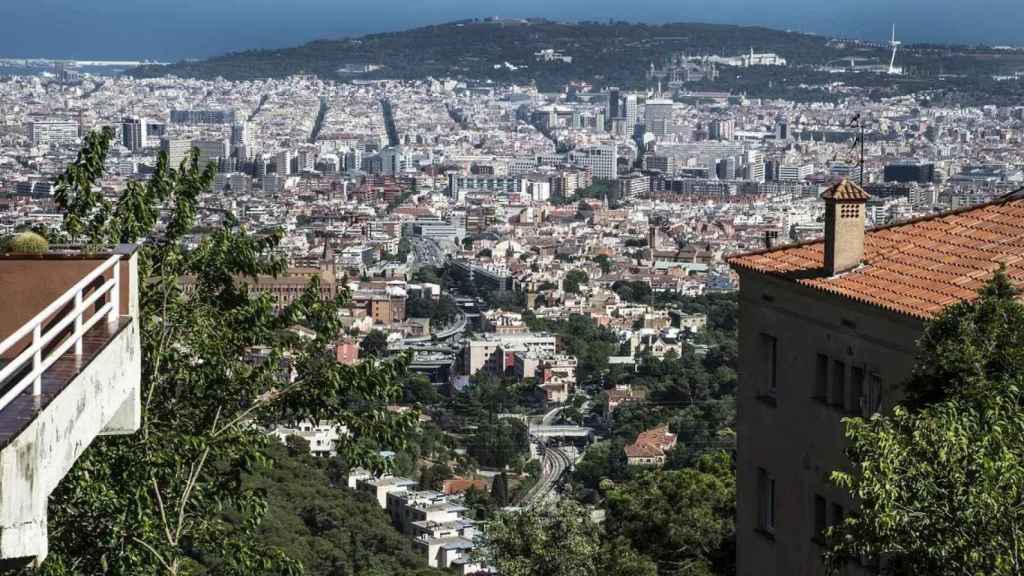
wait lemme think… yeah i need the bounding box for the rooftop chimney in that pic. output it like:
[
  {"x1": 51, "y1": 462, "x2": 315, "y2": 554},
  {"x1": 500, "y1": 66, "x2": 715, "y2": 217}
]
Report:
[{"x1": 822, "y1": 179, "x2": 870, "y2": 276}]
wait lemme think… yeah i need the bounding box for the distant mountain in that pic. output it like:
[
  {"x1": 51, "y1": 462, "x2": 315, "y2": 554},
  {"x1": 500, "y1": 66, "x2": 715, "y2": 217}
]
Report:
[{"x1": 126, "y1": 19, "x2": 838, "y2": 87}]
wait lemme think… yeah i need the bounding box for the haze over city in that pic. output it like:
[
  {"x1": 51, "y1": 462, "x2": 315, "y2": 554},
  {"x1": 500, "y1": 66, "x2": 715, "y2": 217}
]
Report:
[{"x1": 2, "y1": 0, "x2": 1024, "y2": 59}]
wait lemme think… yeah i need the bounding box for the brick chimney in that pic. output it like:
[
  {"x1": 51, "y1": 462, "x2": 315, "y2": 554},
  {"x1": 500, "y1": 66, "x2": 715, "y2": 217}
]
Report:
[{"x1": 822, "y1": 179, "x2": 870, "y2": 275}]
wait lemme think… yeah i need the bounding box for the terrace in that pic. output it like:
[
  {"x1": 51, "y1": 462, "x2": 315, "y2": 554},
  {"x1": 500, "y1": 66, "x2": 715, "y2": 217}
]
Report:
[{"x1": 0, "y1": 245, "x2": 141, "y2": 565}]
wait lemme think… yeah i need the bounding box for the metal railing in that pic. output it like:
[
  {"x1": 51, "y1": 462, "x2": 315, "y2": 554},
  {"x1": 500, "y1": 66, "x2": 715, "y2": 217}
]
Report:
[{"x1": 0, "y1": 255, "x2": 121, "y2": 411}]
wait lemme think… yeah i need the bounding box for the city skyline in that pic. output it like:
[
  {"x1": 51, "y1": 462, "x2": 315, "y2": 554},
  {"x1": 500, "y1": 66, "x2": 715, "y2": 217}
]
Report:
[{"x1": 2, "y1": 0, "x2": 1024, "y2": 61}]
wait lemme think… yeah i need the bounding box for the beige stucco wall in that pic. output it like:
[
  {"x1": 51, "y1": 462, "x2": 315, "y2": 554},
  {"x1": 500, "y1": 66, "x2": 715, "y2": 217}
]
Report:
[{"x1": 735, "y1": 270, "x2": 923, "y2": 576}]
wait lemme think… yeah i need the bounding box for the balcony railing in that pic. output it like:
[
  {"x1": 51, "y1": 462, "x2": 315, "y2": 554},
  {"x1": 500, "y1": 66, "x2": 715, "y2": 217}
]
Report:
[
  {"x1": 0, "y1": 254, "x2": 120, "y2": 410},
  {"x1": 0, "y1": 246, "x2": 139, "y2": 565}
]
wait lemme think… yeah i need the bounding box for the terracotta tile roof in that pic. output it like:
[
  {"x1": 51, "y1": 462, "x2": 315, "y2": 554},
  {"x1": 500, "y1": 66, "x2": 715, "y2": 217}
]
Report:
[
  {"x1": 728, "y1": 193, "x2": 1024, "y2": 320},
  {"x1": 442, "y1": 477, "x2": 488, "y2": 495},
  {"x1": 624, "y1": 424, "x2": 678, "y2": 458},
  {"x1": 821, "y1": 178, "x2": 871, "y2": 201}
]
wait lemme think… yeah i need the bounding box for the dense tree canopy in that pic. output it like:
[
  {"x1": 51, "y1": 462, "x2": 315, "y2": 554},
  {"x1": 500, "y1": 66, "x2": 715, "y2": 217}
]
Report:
[
  {"x1": 477, "y1": 500, "x2": 657, "y2": 576},
  {"x1": 605, "y1": 452, "x2": 736, "y2": 576},
  {"x1": 359, "y1": 330, "x2": 389, "y2": 358}
]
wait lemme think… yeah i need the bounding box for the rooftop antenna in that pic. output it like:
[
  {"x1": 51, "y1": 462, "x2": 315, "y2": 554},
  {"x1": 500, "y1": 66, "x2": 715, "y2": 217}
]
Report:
[{"x1": 888, "y1": 24, "x2": 902, "y2": 75}]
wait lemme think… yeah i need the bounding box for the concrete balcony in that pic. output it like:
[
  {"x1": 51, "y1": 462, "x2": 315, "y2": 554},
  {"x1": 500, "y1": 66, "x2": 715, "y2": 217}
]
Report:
[{"x1": 0, "y1": 245, "x2": 141, "y2": 565}]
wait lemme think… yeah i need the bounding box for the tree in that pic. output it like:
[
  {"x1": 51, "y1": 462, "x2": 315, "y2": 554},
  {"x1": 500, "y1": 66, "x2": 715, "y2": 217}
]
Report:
[
  {"x1": 612, "y1": 280, "x2": 652, "y2": 304},
  {"x1": 467, "y1": 419, "x2": 530, "y2": 469},
  {"x1": 38, "y1": 130, "x2": 418, "y2": 575},
  {"x1": 605, "y1": 451, "x2": 736, "y2": 576},
  {"x1": 592, "y1": 255, "x2": 612, "y2": 275},
  {"x1": 418, "y1": 462, "x2": 452, "y2": 491},
  {"x1": 563, "y1": 269, "x2": 589, "y2": 294},
  {"x1": 285, "y1": 434, "x2": 310, "y2": 457},
  {"x1": 477, "y1": 500, "x2": 656, "y2": 576},
  {"x1": 360, "y1": 329, "x2": 389, "y2": 358},
  {"x1": 827, "y1": 269, "x2": 1024, "y2": 576},
  {"x1": 491, "y1": 472, "x2": 510, "y2": 507},
  {"x1": 403, "y1": 373, "x2": 441, "y2": 405}
]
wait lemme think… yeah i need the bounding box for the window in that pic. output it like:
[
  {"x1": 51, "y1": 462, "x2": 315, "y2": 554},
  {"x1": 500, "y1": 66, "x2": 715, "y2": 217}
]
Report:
[
  {"x1": 814, "y1": 354, "x2": 829, "y2": 400},
  {"x1": 758, "y1": 468, "x2": 776, "y2": 532},
  {"x1": 866, "y1": 373, "x2": 883, "y2": 415},
  {"x1": 760, "y1": 334, "x2": 778, "y2": 398},
  {"x1": 850, "y1": 366, "x2": 865, "y2": 413},
  {"x1": 831, "y1": 503, "x2": 845, "y2": 528},
  {"x1": 831, "y1": 360, "x2": 846, "y2": 407},
  {"x1": 814, "y1": 494, "x2": 827, "y2": 540}
]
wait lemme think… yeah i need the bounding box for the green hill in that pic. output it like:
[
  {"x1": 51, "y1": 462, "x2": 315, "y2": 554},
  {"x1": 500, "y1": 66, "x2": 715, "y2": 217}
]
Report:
[
  {"x1": 127, "y1": 19, "x2": 838, "y2": 88},
  {"x1": 127, "y1": 18, "x2": 1024, "y2": 104}
]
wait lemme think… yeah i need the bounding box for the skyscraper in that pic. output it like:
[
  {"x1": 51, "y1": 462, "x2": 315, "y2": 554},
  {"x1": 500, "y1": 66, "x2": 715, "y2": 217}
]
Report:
[
  {"x1": 230, "y1": 121, "x2": 252, "y2": 156},
  {"x1": 608, "y1": 87, "x2": 621, "y2": 122},
  {"x1": 745, "y1": 150, "x2": 766, "y2": 183},
  {"x1": 121, "y1": 117, "x2": 148, "y2": 152},
  {"x1": 644, "y1": 99, "x2": 674, "y2": 141},
  {"x1": 623, "y1": 94, "x2": 639, "y2": 134}
]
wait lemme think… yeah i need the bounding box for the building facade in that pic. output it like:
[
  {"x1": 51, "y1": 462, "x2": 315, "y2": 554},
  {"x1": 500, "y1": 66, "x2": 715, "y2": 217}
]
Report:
[{"x1": 727, "y1": 181, "x2": 1024, "y2": 575}]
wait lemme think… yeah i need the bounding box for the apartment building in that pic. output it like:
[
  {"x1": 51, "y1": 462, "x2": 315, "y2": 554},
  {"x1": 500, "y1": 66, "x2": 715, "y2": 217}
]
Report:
[
  {"x1": 463, "y1": 333, "x2": 557, "y2": 376},
  {"x1": 727, "y1": 180, "x2": 1024, "y2": 575}
]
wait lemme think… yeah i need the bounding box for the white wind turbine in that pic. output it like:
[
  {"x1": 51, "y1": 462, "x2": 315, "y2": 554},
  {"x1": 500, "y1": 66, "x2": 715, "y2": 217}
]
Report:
[{"x1": 888, "y1": 24, "x2": 902, "y2": 75}]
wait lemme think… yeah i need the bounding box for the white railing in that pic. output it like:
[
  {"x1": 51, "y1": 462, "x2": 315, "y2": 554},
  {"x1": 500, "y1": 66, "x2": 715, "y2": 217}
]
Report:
[{"x1": 0, "y1": 255, "x2": 121, "y2": 412}]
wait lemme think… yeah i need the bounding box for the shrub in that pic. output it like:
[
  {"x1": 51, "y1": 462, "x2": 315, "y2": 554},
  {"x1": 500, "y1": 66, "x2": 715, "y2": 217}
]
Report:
[{"x1": 4, "y1": 231, "x2": 48, "y2": 254}]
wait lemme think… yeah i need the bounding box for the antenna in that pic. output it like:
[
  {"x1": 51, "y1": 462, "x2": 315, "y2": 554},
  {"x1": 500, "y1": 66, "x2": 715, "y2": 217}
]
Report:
[{"x1": 888, "y1": 24, "x2": 902, "y2": 75}]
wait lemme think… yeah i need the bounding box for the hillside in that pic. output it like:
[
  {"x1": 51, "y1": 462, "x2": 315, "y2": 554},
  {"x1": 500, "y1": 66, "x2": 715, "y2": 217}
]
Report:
[
  {"x1": 127, "y1": 19, "x2": 840, "y2": 87},
  {"x1": 127, "y1": 19, "x2": 1024, "y2": 104}
]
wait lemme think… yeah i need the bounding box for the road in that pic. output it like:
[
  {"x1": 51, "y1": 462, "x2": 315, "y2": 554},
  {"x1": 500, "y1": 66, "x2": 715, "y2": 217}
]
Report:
[
  {"x1": 520, "y1": 444, "x2": 574, "y2": 507},
  {"x1": 434, "y1": 311, "x2": 467, "y2": 339},
  {"x1": 411, "y1": 237, "x2": 446, "y2": 268}
]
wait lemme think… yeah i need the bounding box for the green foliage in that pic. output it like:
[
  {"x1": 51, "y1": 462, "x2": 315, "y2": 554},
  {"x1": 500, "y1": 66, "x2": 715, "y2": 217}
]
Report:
[
  {"x1": 463, "y1": 486, "x2": 498, "y2": 521},
  {"x1": 563, "y1": 269, "x2": 590, "y2": 294},
  {"x1": 407, "y1": 294, "x2": 458, "y2": 327},
  {"x1": 523, "y1": 313, "x2": 619, "y2": 387},
  {"x1": 605, "y1": 451, "x2": 736, "y2": 576},
  {"x1": 478, "y1": 499, "x2": 658, "y2": 576},
  {"x1": 467, "y1": 419, "x2": 529, "y2": 469},
  {"x1": 418, "y1": 462, "x2": 452, "y2": 491},
  {"x1": 612, "y1": 280, "x2": 652, "y2": 304},
  {"x1": 410, "y1": 265, "x2": 443, "y2": 286},
  {"x1": 476, "y1": 500, "x2": 596, "y2": 576},
  {"x1": 244, "y1": 443, "x2": 446, "y2": 576},
  {"x1": 827, "y1": 269, "x2": 1024, "y2": 575},
  {"x1": 453, "y1": 372, "x2": 541, "y2": 418},
  {"x1": 390, "y1": 237, "x2": 412, "y2": 261},
  {"x1": 402, "y1": 373, "x2": 441, "y2": 405},
  {"x1": 491, "y1": 472, "x2": 510, "y2": 507},
  {"x1": 571, "y1": 438, "x2": 631, "y2": 495},
  {"x1": 4, "y1": 231, "x2": 49, "y2": 254},
  {"x1": 359, "y1": 330, "x2": 389, "y2": 358},
  {"x1": 902, "y1": 265, "x2": 1024, "y2": 408},
  {"x1": 37, "y1": 130, "x2": 418, "y2": 575},
  {"x1": 592, "y1": 255, "x2": 612, "y2": 275}
]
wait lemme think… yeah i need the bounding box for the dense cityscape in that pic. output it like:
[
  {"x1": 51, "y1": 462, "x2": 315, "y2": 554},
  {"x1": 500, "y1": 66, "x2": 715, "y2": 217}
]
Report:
[{"x1": 2, "y1": 12, "x2": 1024, "y2": 576}]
